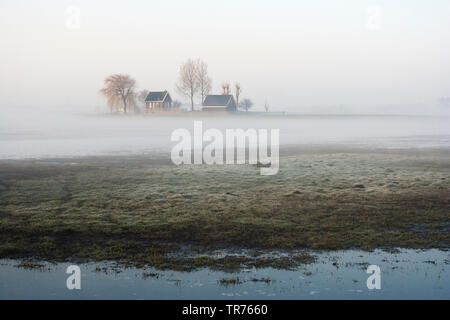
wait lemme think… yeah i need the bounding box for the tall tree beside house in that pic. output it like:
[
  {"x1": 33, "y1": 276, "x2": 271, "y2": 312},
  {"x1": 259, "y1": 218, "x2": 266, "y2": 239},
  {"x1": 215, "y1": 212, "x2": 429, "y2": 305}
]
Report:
[
  {"x1": 100, "y1": 74, "x2": 136, "y2": 113},
  {"x1": 176, "y1": 59, "x2": 199, "y2": 111},
  {"x1": 195, "y1": 59, "x2": 212, "y2": 104},
  {"x1": 239, "y1": 98, "x2": 253, "y2": 112},
  {"x1": 234, "y1": 83, "x2": 241, "y2": 108},
  {"x1": 137, "y1": 89, "x2": 149, "y2": 111}
]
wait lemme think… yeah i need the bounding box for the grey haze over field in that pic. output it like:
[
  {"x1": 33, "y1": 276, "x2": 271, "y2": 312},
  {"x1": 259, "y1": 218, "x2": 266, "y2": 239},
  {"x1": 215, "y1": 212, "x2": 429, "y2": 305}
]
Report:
[
  {"x1": 1, "y1": 2, "x2": 449, "y2": 302},
  {"x1": 1, "y1": 0, "x2": 450, "y2": 114}
]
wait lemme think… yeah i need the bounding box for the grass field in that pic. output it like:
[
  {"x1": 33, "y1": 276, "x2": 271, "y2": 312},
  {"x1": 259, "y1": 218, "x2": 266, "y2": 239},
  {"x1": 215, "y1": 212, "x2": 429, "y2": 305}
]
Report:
[{"x1": 0, "y1": 145, "x2": 448, "y2": 271}]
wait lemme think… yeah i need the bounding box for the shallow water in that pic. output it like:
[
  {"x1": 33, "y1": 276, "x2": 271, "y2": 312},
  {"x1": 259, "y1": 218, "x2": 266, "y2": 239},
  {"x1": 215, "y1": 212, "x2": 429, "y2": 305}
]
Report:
[
  {"x1": 1, "y1": 249, "x2": 448, "y2": 299},
  {"x1": 0, "y1": 112, "x2": 449, "y2": 159}
]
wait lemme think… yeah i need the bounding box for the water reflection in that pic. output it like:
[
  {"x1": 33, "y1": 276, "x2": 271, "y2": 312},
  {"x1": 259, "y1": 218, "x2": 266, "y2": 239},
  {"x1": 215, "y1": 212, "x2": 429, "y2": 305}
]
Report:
[{"x1": 0, "y1": 249, "x2": 448, "y2": 299}]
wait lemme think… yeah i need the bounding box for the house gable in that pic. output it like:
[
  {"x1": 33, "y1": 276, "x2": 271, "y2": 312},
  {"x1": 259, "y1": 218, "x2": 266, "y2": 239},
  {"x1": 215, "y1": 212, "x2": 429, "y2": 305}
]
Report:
[
  {"x1": 226, "y1": 96, "x2": 237, "y2": 111},
  {"x1": 163, "y1": 92, "x2": 172, "y2": 104}
]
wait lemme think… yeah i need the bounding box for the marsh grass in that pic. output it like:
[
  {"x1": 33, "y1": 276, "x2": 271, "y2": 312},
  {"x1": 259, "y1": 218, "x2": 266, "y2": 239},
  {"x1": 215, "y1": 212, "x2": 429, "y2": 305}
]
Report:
[{"x1": 0, "y1": 146, "x2": 448, "y2": 271}]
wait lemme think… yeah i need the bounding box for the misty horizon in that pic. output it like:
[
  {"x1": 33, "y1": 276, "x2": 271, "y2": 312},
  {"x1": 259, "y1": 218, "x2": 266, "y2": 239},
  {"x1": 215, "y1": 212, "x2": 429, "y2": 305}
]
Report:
[
  {"x1": 1, "y1": 0, "x2": 450, "y2": 114},
  {"x1": 0, "y1": 1, "x2": 449, "y2": 303}
]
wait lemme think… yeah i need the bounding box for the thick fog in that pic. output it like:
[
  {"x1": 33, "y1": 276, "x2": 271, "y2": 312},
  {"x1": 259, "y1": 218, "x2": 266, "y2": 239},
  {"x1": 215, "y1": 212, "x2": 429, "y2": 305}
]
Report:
[
  {"x1": 0, "y1": 105, "x2": 448, "y2": 159},
  {"x1": 1, "y1": 0, "x2": 450, "y2": 112},
  {"x1": 1, "y1": 1, "x2": 450, "y2": 159}
]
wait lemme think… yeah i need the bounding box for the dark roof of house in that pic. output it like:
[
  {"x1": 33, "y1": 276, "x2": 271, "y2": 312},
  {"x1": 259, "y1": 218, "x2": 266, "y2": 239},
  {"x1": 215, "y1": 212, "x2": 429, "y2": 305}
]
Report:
[
  {"x1": 145, "y1": 91, "x2": 168, "y2": 102},
  {"x1": 202, "y1": 95, "x2": 234, "y2": 106}
]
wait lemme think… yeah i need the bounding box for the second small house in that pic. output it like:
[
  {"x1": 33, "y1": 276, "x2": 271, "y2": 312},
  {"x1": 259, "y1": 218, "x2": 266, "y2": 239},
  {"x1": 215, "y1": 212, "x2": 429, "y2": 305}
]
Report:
[
  {"x1": 145, "y1": 90, "x2": 173, "y2": 112},
  {"x1": 202, "y1": 95, "x2": 237, "y2": 112}
]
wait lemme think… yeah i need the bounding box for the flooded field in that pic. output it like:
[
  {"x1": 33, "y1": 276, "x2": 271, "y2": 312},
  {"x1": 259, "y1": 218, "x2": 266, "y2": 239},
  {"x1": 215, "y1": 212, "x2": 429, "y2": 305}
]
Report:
[
  {"x1": 0, "y1": 113, "x2": 448, "y2": 299},
  {"x1": 1, "y1": 0, "x2": 449, "y2": 304},
  {"x1": 0, "y1": 249, "x2": 448, "y2": 299}
]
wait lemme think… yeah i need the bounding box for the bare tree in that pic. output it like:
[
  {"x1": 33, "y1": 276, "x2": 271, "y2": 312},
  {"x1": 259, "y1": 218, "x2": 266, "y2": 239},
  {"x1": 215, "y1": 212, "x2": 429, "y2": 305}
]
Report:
[
  {"x1": 137, "y1": 89, "x2": 149, "y2": 111},
  {"x1": 176, "y1": 59, "x2": 199, "y2": 111},
  {"x1": 222, "y1": 82, "x2": 230, "y2": 95},
  {"x1": 100, "y1": 74, "x2": 136, "y2": 113},
  {"x1": 239, "y1": 98, "x2": 253, "y2": 112},
  {"x1": 235, "y1": 83, "x2": 241, "y2": 108},
  {"x1": 264, "y1": 99, "x2": 269, "y2": 113},
  {"x1": 195, "y1": 59, "x2": 212, "y2": 104}
]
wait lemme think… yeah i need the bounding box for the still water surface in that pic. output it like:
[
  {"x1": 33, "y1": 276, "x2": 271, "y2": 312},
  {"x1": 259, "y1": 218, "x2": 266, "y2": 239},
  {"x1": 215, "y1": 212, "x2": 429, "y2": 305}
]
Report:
[{"x1": 1, "y1": 249, "x2": 448, "y2": 299}]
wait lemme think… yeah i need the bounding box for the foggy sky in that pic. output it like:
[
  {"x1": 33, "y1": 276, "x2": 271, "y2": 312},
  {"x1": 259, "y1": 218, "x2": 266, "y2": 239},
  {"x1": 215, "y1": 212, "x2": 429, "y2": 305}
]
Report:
[{"x1": 1, "y1": 0, "x2": 450, "y2": 113}]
